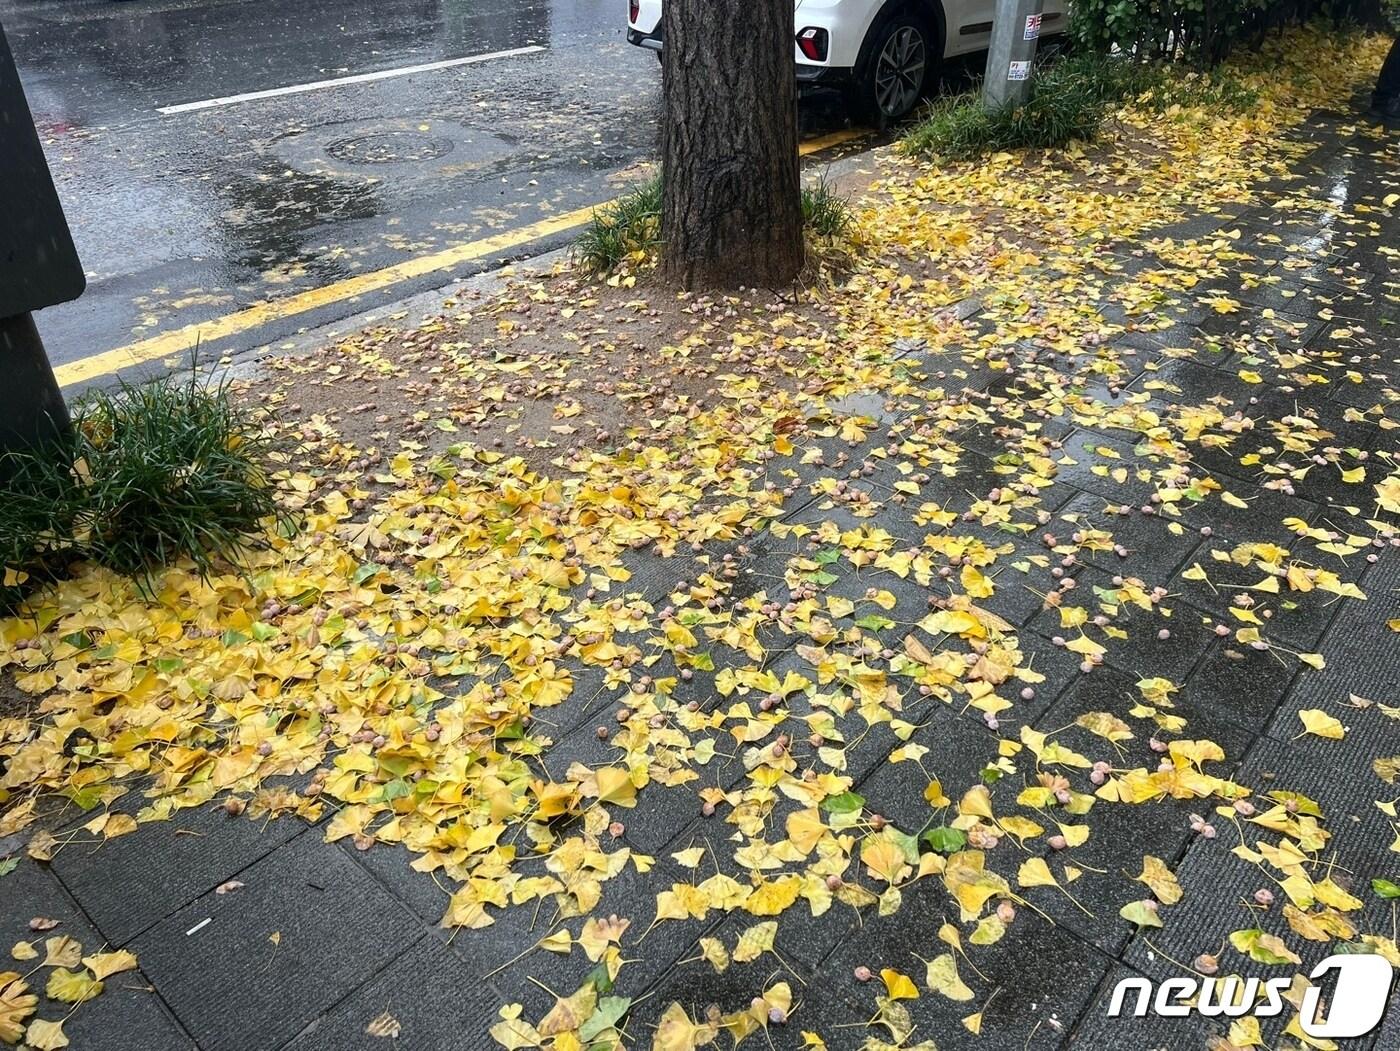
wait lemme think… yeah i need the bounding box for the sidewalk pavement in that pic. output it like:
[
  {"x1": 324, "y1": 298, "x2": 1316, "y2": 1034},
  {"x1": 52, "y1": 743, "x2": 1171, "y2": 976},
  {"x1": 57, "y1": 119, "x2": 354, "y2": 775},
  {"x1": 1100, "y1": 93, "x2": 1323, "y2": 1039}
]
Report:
[{"x1": 3, "y1": 80, "x2": 1400, "y2": 1051}]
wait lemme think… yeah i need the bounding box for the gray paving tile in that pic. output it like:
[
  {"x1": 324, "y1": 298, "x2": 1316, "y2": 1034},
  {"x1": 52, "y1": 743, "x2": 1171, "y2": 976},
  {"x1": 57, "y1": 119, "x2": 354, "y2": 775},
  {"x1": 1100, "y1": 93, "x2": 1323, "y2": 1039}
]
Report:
[
  {"x1": 853, "y1": 707, "x2": 1006, "y2": 841},
  {"x1": 1053, "y1": 489, "x2": 1205, "y2": 584},
  {"x1": 1035, "y1": 665, "x2": 1255, "y2": 774},
  {"x1": 524, "y1": 662, "x2": 621, "y2": 741},
  {"x1": 1067, "y1": 963, "x2": 1226, "y2": 1050},
  {"x1": 1232, "y1": 272, "x2": 1379, "y2": 321},
  {"x1": 286, "y1": 937, "x2": 501, "y2": 1051},
  {"x1": 1127, "y1": 353, "x2": 1275, "y2": 407},
  {"x1": 955, "y1": 412, "x2": 1078, "y2": 462},
  {"x1": 696, "y1": 880, "x2": 867, "y2": 977},
  {"x1": 1177, "y1": 638, "x2": 1300, "y2": 734},
  {"x1": 1169, "y1": 481, "x2": 1322, "y2": 551},
  {"x1": 1118, "y1": 833, "x2": 1303, "y2": 985},
  {"x1": 339, "y1": 840, "x2": 453, "y2": 936},
  {"x1": 0, "y1": 858, "x2": 194, "y2": 1051},
  {"x1": 131, "y1": 831, "x2": 420, "y2": 1051},
  {"x1": 1119, "y1": 822, "x2": 1392, "y2": 1051},
  {"x1": 1329, "y1": 374, "x2": 1400, "y2": 413},
  {"x1": 1027, "y1": 569, "x2": 1217, "y2": 685},
  {"x1": 1055, "y1": 429, "x2": 1164, "y2": 509},
  {"x1": 1117, "y1": 716, "x2": 1400, "y2": 1024},
  {"x1": 1017, "y1": 661, "x2": 1259, "y2": 957},
  {"x1": 1280, "y1": 554, "x2": 1400, "y2": 759},
  {"x1": 1235, "y1": 735, "x2": 1398, "y2": 874},
  {"x1": 49, "y1": 792, "x2": 304, "y2": 946},
  {"x1": 1021, "y1": 795, "x2": 1194, "y2": 960},
  {"x1": 458, "y1": 854, "x2": 718, "y2": 1023},
  {"x1": 809, "y1": 708, "x2": 908, "y2": 789},
  {"x1": 1169, "y1": 532, "x2": 1349, "y2": 653},
  {"x1": 1012, "y1": 631, "x2": 1092, "y2": 724},
  {"x1": 824, "y1": 890, "x2": 1115, "y2": 1049},
  {"x1": 621, "y1": 952, "x2": 866, "y2": 1050},
  {"x1": 971, "y1": 540, "x2": 1070, "y2": 629},
  {"x1": 532, "y1": 713, "x2": 747, "y2": 859},
  {"x1": 1367, "y1": 987, "x2": 1400, "y2": 1051},
  {"x1": 1195, "y1": 304, "x2": 1327, "y2": 350}
]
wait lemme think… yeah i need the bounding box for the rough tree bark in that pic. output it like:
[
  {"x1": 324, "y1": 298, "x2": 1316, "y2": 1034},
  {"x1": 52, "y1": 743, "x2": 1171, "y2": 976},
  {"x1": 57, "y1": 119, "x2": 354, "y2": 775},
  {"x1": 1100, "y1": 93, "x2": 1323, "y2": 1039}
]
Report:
[{"x1": 661, "y1": 0, "x2": 804, "y2": 290}]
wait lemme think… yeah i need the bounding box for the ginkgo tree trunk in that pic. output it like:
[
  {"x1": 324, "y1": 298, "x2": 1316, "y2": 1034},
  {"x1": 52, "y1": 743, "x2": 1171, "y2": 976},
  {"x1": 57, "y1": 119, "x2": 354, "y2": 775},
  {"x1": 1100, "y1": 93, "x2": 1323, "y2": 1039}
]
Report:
[{"x1": 660, "y1": 0, "x2": 805, "y2": 289}]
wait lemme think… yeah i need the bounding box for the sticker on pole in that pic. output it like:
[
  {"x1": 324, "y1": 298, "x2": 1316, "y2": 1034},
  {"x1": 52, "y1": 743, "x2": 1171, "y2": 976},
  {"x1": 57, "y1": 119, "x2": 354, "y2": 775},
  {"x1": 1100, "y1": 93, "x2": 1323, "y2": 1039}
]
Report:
[
  {"x1": 1024, "y1": 13, "x2": 1043, "y2": 39},
  {"x1": 1008, "y1": 60, "x2": 1031, "y2": 81}
]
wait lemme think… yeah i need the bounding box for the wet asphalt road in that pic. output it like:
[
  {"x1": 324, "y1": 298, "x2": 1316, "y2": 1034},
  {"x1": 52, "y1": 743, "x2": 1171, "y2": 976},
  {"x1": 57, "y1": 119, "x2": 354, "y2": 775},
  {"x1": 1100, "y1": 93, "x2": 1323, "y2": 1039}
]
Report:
[{"x1": 0, "y1": 0, "x2": 869, "y2": 386}]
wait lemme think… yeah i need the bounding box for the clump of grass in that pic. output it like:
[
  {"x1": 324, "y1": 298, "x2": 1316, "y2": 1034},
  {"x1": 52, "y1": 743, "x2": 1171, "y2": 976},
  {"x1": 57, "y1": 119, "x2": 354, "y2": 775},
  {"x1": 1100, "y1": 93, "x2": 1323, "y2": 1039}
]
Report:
[
  {"x1": 801, "y1": 177, "x2": 855, "y2": 239},
  {"x1": 901, "y1": 53, "x2": 1258, "y2": 162},
  {"x1": 0, "y1": 371, "x2": 285, "y2": 607},
  {"x1": 801, "y1": 175, "x2": 864, "y2": 276},
  {"x1": 577, "y1": 173, "x2": 860, "y2": 277},
  {"x1": 902, "y1": 54, "x2": 1115, "y2": 161},
  {"x1": 574, "y1": 176, "x2": 662, "y2": 275}
]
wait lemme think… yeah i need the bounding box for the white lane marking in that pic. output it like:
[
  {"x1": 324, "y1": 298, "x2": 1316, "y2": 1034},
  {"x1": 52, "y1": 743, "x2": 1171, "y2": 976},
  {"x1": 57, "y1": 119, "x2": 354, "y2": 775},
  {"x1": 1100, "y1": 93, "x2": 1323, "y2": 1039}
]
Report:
[{"x1": 157, "y1": 45, "x2": 546, "y2": 115}]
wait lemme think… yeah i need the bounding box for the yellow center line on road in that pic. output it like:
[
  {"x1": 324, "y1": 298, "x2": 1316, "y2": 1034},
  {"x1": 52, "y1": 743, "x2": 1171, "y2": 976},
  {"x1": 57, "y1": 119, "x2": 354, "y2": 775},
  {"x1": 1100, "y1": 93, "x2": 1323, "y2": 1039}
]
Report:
[
  {"x1": 54, "y1": 128, "x2": 868, "y2": 388},
  {"x1": 53, "y1": 206, "x2": 599, "y2": 387}
]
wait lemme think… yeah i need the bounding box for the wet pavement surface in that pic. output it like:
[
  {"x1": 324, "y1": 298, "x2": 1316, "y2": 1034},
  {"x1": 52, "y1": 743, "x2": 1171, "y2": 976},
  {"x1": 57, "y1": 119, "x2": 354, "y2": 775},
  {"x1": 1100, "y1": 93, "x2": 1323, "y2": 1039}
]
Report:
[
  {"x1": 2, "y1": 0, "x2": 666, "y2": 376},
  {"x1": 0, "y1": 0, "x2": 880, "y2": 384},
  {"x1": 1, "y1": 100, "x2": 1398, "y2": 1049}
]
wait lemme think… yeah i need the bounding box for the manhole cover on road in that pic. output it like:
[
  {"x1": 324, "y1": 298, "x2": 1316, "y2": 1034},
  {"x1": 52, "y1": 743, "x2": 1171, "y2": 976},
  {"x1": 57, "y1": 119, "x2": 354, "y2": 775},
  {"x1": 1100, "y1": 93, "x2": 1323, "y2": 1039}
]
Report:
[{"x1": 324, "y1": 131, "x2": 455, "y2": 165}]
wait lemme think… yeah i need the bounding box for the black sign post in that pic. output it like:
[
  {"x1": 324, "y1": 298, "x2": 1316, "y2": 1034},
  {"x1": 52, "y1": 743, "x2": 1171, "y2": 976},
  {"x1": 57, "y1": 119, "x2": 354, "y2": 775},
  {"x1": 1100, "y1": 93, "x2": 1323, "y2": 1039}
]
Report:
[{"x1": 0, "y1": 19, "x2": 85, "y2": 456}]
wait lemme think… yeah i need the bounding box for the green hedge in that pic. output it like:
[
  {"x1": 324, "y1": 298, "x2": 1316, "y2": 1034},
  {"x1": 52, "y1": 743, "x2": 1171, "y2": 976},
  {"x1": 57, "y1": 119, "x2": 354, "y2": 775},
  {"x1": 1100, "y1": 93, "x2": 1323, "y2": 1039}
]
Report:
[{"x1": 1070, "y1": 0, "x2": 1385, "y2": 66}]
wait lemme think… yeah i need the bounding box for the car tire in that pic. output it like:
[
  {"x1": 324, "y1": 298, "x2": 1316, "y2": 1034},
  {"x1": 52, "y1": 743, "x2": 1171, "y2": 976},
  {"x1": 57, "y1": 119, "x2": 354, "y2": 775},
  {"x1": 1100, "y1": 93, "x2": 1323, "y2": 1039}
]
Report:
[{"x1": 853, "y1": 13, "x2": 933, "y2": 125}]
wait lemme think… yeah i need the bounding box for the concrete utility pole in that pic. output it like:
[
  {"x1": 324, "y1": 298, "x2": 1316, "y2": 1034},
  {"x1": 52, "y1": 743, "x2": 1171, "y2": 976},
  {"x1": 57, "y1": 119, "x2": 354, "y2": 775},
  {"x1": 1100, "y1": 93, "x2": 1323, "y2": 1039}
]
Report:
[
  {"x1": 0, "y1": 19, "x2": 85, "y2": 459},
  {"x1": 983, "y1": 0, "x2": 1046, "y2": 109}
]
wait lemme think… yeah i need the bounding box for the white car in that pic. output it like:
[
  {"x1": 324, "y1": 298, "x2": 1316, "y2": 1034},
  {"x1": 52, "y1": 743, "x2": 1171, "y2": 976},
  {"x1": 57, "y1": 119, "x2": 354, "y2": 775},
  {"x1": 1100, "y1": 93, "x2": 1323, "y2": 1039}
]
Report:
[{"x1": 627, "y1": 0, "x2": 1066, "y2": 122}]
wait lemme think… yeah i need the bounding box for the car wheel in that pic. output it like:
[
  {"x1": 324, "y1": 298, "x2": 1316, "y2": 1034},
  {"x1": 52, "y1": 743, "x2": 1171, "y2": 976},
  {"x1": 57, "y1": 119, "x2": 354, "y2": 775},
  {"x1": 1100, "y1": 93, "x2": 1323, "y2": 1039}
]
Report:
[{"x1": 857, "y1": 15, "x2": 931, "y2": 124}]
